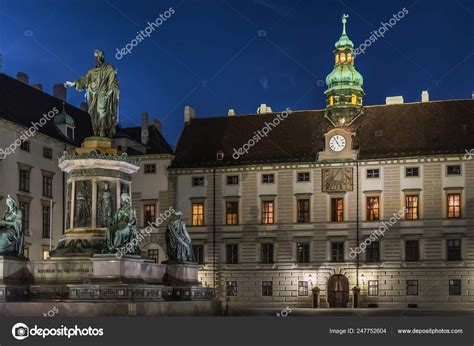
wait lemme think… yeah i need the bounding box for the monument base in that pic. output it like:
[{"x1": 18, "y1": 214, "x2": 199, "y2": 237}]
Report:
[
  {"x1": 75, "y1": 136, "x2": 118, "y2": 155},
  {"x1": 162, "y1": 261, "x2": 200, "y2": 286},
  {"x1": 0, "y1": 256, "x2": 31, "y2": 301}
]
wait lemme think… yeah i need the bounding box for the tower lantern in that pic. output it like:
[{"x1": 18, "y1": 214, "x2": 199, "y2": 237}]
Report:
[{"x1": 324, "y1": 14, "x2": 364, "y2": 126}]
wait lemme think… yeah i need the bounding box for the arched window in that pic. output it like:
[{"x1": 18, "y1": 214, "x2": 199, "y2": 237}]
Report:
[
  {"x1": 340, "y1": 53, "x2": 346, "y2": 63},
  {"x1": 335, "y1": 54, "x2": 340, "y2": 64},
  {"x1": 347, "y1": 53, "x2": 352, "y2": 62},
  {"x1": 329, "y1": 96, "x2": 334, "y2": 106},
  {"x1": 351, "y1": 94, "x2": 357, "y2": 105}
]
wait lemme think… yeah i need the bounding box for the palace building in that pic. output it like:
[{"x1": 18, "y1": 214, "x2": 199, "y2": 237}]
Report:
[
  {"x1": 0, "y1": 16, "x2": 473, "y2": 308},
  {"x1": 159, "y1": 16, "x2": 474, "y2": 308}
]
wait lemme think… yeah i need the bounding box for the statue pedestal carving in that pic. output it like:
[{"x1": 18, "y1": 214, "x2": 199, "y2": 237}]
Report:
[
  {"x1": 0, "y1": 256, "x2": 31, "y2": 301},
  {"x1": 162, "y1": 261, "x2": 200, "y2": 286}
]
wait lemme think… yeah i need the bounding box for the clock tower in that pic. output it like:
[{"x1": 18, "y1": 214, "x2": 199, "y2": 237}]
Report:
[{"x1": 324, "y1": 15, "x2": 364, "y2": 126}]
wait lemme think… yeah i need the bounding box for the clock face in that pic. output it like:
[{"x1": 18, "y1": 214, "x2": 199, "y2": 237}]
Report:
[{"x1": 329, "y1": 135, "x2": 346, "y2": 152}]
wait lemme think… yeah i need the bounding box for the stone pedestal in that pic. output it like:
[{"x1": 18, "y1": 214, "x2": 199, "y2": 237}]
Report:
[
  {"x1": 163, "y1": 262, "x2": 200, "y2": 286},
  {"x1": 75, "y1": 136, "x2": 118, "y2": 155},
  {"x1": 0, "y1": 256, "x2": 31, "y2": 301}
]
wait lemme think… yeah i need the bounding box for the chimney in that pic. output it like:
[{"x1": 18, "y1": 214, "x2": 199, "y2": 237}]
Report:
[
  {"x1": 17, "y1": 72, "x2": 29, "y2": 84},
  {"x1": 53, "y1": 83, "x2": 66, "y2": 101},
  {"x1": 32, "y1": 83, "x2": 43, "y2": 91},
  {"x1": 141, "y1": 112, "x2": 149, "y2": 144},
  {"x1": 80, "y1": 102, "x2": 89, "y2": 112},
  {"x1": 421, "y1": 90, "x2": 429, "y2": 102},
  {"x1": 184, "y1": 106, "x2": 196, "y2": 124},
  {"x1": 385, "y1": 96, "x2": 404, "y2": 105},
  {"x1": 150, "y1": 118, "x2": 162, "y2": 132},
  {"x1": 228, "y1": 108, "x2": 236, "y2": 116},
  {"x1": 256, "y1": 104, "x2": 272, "y2": 114}
]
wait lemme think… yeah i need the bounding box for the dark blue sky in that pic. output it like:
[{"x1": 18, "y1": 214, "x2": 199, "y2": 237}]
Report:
[{"x1": 1, "y1": 0, "x2": 473, "y2": 147}]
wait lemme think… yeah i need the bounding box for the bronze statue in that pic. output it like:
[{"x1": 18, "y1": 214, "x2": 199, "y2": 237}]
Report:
[
  {"x1": 97, "y1": 182, "x2": 114, "y2": 228},
  {"x1": 165, "y1": 210, "x2": 195, "y2": 262},
  {"x1": 0, "y1": 195, "x2": 24, "y2": 257},
  {"x1": 105, "y1": 193, "x2": 140, "y2": 256},
  {"x1": 74, "y1": 181, "x2": 91, "y2": 228},
  {"x1": 64, "y1": 49, "x2": 120, "y2": 138}
]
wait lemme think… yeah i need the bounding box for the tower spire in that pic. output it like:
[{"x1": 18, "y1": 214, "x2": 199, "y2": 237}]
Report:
[{"x1": 342, "y1": 14, "x2": 348, "y2": 35}]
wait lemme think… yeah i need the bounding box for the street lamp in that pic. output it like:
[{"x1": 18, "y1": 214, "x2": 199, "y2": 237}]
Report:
[{"x1": 360, "y1": 273, "x2": 366, "y2": 286}]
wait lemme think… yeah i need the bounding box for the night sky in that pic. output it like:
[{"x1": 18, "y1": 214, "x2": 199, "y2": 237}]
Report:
[{"x1": 1, "y1": 0, "x2": 473, "y2": 147}]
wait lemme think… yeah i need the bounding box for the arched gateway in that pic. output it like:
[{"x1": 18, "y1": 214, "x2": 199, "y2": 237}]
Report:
[{"x1": 327, "y1": 274, "x2": 349, "y2": 308}]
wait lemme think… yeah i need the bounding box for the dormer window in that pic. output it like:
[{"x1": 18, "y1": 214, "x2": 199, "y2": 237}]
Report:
[{"x1": 66, "y1": 126, "x2": 74, "y2": 139}]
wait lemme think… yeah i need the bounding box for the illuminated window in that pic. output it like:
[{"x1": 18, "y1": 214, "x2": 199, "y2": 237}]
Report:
[
  {"x1": 298, "y1": 281, "x2": 308, "y2": 296},
  {"x1": 340, "y1": 53, "x2": 346, "y2": 63},
  {"x1": 329, "y1": 96, "x2": 334, "y2": 106},
  {"x1": 331, "y1": 198, "x2": 344, "y2": 222},
  {"x1": 368, "y1": 280, "x2": 379, "y2": 296},
  {"x1": 366, "y1": 196, "x2": 380, "y2": 221},
  {"x1": 192, "y1": 203, "x2": 204, "y2": 226},
  {"x1": 335, "y1": 54, "x2": 340, "y2": 64},
  {"x1": 261, "y1": 201, "x2": 274, "y2": 224},
  {"x1": 447, "y1": 193, "x2": 461, "y2": 218},
  {"x1": 226, "y1": 201, "x2": 238, "y2": 225},
  {"x1": 347, "y1": 53, "x2": 352, "y2": 62},
  {"x1": 405, "y1": 195, "x2": 419, "y2": 220},
  {"x1": 42, "y1": 250, "x2": 50, "y2": 260},
  {"x1": 351, "y1": 94, "x2": 357, "y2": 105},
  {"x1": 144, "y1": 204, "x2": 156, "y2": 226},
  {"x1": 297, "y1": 199, "x2": 310, "y2": 223}
]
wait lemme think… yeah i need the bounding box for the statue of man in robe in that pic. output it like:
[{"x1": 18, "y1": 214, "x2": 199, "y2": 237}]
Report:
[{"x1": 64, "y1": 49, "x2": 120, "y2": 138}]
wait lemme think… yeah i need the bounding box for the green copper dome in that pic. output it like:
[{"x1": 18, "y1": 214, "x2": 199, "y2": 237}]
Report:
[
  {"x1": 325, "y1": 64, "x2": 363, "y2": 94},
  {"x1": 334, "y1": 16, "x2": 354, "y2": 49},
  {"x1": 54, "y1": 103, "x2": 75, "y2": 126}
]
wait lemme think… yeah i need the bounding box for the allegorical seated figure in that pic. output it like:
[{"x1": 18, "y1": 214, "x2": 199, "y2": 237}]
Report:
[
  {"x1": 0, "y1": 195, "x2": 24, "y2": 257},
  {"x1": 166, "y1": 210, "x2": 195, "y2": 262},
  {"x1": 104, "y1": 193, "x2": 140, "y2": 255}
]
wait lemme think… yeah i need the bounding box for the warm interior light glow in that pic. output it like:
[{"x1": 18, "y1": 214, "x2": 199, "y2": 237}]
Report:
[{"x1": 340, "y1": 53, "x2": 346, "y2": 63}]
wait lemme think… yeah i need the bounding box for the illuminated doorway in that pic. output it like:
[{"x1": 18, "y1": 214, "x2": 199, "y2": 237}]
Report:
[{"x1": 327, "y1": 274, "x2": 349, "y2": 308}]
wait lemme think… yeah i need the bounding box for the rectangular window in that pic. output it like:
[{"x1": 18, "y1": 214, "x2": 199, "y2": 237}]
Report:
[
  {"x1": 43, "y1": 147, "x2": 53, "y2": 159},
  {"x1": 405, "y1": 195, "x2": 419, "y2": 220},
  {"x1": 19, "y1": 201, "x2": 30, "y2": 234},
  {"x1": 368, "y1": 280, "x2": 379, "y2": 296},
  {"x1": 366, "y1": 241, "x2": 380, "y2": 262},
  {"x1": 367, "y1": 169, "x2": 380, "y2": 178},
  {"x1": 42, "y1": 250, "x2": 50, "y2": 260},
  {"x1": 192, "y1": 203, "x2": 204, "y2": 226},
  {"x1": 144, "y1": 204, "x2": 156, "y2": 226},
  {"x1": 331, "y1": 242, "x2": 345, "y2": 262},
  {"x1": 192, "y1": 176, "x2": 204, "y2": 186},
  {"x1": 297, "y1": 172, "x2": 310, "y2": 182},
  {"x1": 226, "y1": 281, "x2": 237, "y2": 296},
  {"x1": 192, "y1": 245, "x2": 204, "y2": 264},
  {"x1": 226, "y1": 175, "x2": 239, "y2": 185},
  {"x1": 66, "y1": 126, "x2": 74, "y2": 139},
  {"x1": 297, "y1": 199, "x2": 310, "y2": 223},
  {"x1": 226, "y1": 244, "x2": 238, "y2": 264},
  {"x1": 19, "y1": 169, "x2": 30, "y2": 192},
  {"x1": 449, "y1": 279, "x2": 461, "y2": 296},
  {"x1": 262, "y1": 174, "x2": 274, "y2": 184},
  {"x1": 405, "y1": 240, "x2": 419, "y2": 262},
  {"x1": 405, "y1": 167, "x2": 419, "y2": 177},
  {"x1": 225, "y1": 201, "x2": 239, "y2": 225},
  {"x1": 366, "y1": 196, "x2": 380, "y2": 221},
  {"x1": 144, "y1": 164, "x2": 156, "y2": 174},
  {"x1": 20, "y1": 141, "x2": 30, "y2": 151},
  {"x1": 42, "y1": 175, "x2": 53, "y2": 197},
  {"x1": 261, "y1": 201, "x2": 274, "y2": 224},
  {"x1": 147, "y1": 249, "x2": 159, "y2": 263},
  {"x1": 261, "y1": 243, "x2": 274, "y2": 264},
  {"x1": 447, "y1": 165, "x2": 461, "y2": 175},
  {"x1": 42, "y1": 206, "x2": 51, "y2": 238},
  {"x1": 331, "y1": 198, "x2": 344, "y2": 222},
  {"x1": 298, "y1": 281, "x2": 308, "y2": 296},
  {"x1": 296, "y1": 242, "x2": 310, "y2": 263},
  {"x1": 447, "y1": 239, "x2": 461, "y2": 261},
  {"x1": 407, "y1": 280, "x2": 418, "y2": 295},
  {"x1": 447, "y1": 193, "x2": 461, "y2": 218},
  {"x1": 262, "y1": 281, "x2": 273, "y2": 296}
]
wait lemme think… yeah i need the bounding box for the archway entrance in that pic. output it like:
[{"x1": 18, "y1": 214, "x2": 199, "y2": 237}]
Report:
[{"x1": 327, "y1": 274, "x2": 349, "y2": 308}]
